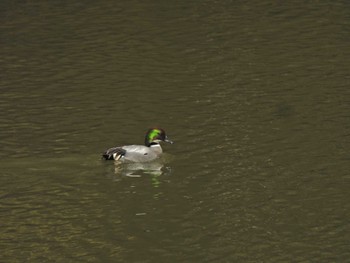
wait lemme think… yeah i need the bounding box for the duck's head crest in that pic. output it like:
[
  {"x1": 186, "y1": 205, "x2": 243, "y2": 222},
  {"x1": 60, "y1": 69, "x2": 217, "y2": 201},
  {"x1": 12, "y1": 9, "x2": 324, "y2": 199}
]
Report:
[{"x1": 145, "y1": 128, "x2": 173, "y2": 146}]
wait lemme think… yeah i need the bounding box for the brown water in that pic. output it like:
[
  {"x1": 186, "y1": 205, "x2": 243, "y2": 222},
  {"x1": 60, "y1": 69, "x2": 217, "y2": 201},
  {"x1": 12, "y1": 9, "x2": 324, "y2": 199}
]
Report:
[{"x1": 1, "y1": 1, "x2": 350, "y2": 262}]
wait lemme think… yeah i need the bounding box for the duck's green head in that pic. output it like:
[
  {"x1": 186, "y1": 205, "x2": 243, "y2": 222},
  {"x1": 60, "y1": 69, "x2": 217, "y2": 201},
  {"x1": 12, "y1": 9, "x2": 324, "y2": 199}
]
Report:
[{"x1": 145, "y1": 128, "x2": 173, "y2": 146}]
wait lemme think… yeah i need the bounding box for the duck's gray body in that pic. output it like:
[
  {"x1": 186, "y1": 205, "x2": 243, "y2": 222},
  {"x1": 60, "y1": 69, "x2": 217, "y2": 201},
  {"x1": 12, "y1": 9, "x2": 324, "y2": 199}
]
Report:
[
  {"x1": 103, "y1": 144, "x2": 163, "y2": 163},
  {"x1": 102, "y1": 128, "x2": 173, "y2": 163}
]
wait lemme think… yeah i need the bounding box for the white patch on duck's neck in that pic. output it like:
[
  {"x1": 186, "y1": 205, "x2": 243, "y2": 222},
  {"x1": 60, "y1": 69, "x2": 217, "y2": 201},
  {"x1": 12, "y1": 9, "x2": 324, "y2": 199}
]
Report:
[{"x1": 150, "y1": 143, "x2": 162, "y2": 154}]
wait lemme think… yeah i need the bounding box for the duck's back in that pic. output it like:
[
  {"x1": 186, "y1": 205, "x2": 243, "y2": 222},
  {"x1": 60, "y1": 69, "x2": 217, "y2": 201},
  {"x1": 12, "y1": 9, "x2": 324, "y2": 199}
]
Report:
[
  {"x1": 122, "y1": 145, "x2": 159, "y2": 162},
  {"x1": 103, "y1": 144, "x2": 161, "y2": 162}
]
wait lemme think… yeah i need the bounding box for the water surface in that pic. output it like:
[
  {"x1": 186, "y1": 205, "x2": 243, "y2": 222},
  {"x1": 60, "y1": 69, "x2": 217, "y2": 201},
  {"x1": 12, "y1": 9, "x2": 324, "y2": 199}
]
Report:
[{"x1": 1, "y1": 1, "x2": 350, "y2": 262}]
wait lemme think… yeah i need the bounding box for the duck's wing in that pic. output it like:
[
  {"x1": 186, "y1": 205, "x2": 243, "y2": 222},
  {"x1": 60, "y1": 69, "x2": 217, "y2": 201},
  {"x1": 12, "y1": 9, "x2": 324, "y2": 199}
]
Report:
[
  {"x1": 102, "y1": 147, "x2": 126, "y2": 160},
  {"x1": 102, "y1": 145, "x2": 158, "y2": 162}
]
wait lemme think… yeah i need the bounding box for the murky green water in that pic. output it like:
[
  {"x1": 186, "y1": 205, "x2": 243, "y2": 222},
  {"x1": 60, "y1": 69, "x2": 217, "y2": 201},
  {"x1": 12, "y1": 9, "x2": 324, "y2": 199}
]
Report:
[{"x1": 1, "y1": 1, "x2": 349, "y2": 262}]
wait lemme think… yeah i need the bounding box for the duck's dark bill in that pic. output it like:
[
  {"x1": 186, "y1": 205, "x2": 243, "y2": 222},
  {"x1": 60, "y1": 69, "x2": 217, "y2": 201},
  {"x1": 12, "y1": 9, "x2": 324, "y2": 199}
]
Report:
[{"x1": 164, "y1": 138, "x2": 174, "y2": 144}]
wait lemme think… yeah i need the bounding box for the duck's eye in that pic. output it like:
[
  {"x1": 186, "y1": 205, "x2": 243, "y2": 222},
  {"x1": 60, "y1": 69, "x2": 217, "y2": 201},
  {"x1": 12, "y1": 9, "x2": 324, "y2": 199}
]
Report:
[{"x1": 144, "y1": 153, "x2": 148, "y2": 155}]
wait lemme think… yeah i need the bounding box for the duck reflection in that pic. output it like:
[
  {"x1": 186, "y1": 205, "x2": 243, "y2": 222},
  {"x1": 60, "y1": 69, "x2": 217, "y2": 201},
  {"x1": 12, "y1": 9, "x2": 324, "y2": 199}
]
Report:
[
  {"x1": 114, "y1": 160, "x2": 170, "y2": 177},
  {"x1": 107, "y1": 155, "x2": 173, "y2": 186}
]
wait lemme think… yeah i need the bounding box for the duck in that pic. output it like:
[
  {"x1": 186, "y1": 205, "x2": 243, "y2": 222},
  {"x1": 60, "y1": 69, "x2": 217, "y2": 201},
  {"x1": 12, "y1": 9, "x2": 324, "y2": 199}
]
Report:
[{"x1": 102, "y1": 128, "x2": 173, "y2": 162}]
